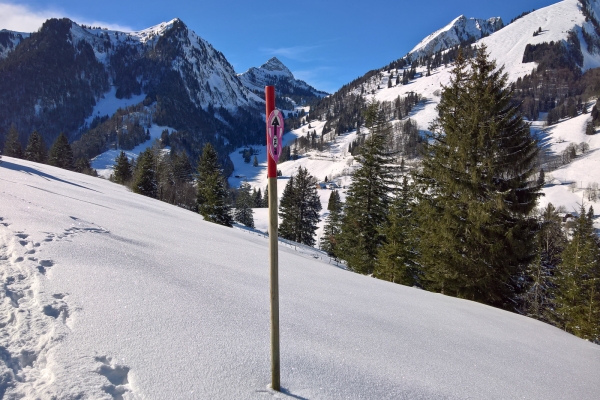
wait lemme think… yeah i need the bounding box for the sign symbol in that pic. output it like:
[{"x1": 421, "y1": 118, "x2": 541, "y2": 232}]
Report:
[{"x1": 267, "y1": 109, "x2": 284, "y2": 163}]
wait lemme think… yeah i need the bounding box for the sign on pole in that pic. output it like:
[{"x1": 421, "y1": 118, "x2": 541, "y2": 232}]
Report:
[
  {"x1": 267, "y1": 110, "x2": 284, "y2": 163},
  {"x1": 265, "y1": 86, "x2": 280, "y2": 392}
]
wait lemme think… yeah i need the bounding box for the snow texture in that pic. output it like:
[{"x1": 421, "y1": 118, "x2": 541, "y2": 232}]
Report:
[
  {"x1": 409, "y1": 15, "x2": 503, "y2": 60},
  {"x1": 1, "y1": 157, "x2": 599, "y2": 399}
]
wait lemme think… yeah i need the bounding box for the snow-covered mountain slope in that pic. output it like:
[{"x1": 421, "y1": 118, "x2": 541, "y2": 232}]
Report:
[
  {"x1": 239, "y1": 57, "x2": 328, "y2": 102},
  {"x1": 73, "y1": 18, "x2": 258, "y2": 111},
  {"x1": 0, "y1": 30, "x2": 28, "y2": 59},
  {"x1": 1, "y1": 157, "x2": 599, "y2": 399},
  {"x1": 534, "y1": 102, "x2": 600, "y2": 217},
  {"x1": 408, "y1": 15, "x2": 503, "y2": 60},
  {"x1": 480, "y1": 0, "x2": 600, "y2": 82}
]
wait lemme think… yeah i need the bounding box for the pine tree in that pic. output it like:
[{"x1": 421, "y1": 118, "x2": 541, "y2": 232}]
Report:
[
  {"x1": 3, "y1": 124, "x2": 23, "y2": 158},
  {"x1": 520, "y1": 203, "x2": 566, "y2": 322},
  {"x1": 132, "y1": 148, "x2": 157, "y2": 198},
  {"x1": 554, "y1": 204, "x2": 600, "y2": 342},
  {"x1": 263, "y1": 185, "x2": 269, "y2": 208},
  {"x1": 253, "y1": 188, "x2": 263, "y2": 208},
  {"x1": 253, "y1": 155, "x2": 259, "y2": 167},
  {"x1": 196, "y1": 143, "x2": 233, "y2": 227},
  {"x1": 48, "y1": 132, "x2": 74, "y2": 170},
  {"x1": 75, "y1": 157, "x2": 97, "y2": 176},
  {"x1": 113, "y1": 151, "x2": 132, "y2": 184},
  {"x1": 320, "y1": 190, "x2": 343, "y2": 256},
  {"x1": 278, "y1": 167, "x2": 322, "y2": 246},
  {"x1": 24, "y1": 130, "x2": 47, "y2": 163},
  {"x1": 414, "y1": 46, "x2": 541, "y2": 308},
  {"x1": 234, "y1": 182, "x2": 255, "y2": 228},
  {"x1": 374, "y1": 176, "x2": 420, "y2": 285},
  {"x1": 338, "y1": 101, "x2": 394, "y2": 274}
]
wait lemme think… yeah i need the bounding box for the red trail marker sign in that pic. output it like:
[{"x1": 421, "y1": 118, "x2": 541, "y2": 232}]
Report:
[{"x1": 267, "y1": 109, "x2": 284, "y2": 163}]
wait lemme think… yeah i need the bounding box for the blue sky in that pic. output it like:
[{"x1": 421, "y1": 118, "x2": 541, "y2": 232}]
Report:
[{"x1": 1, "y1": 0, "x2": 558, "y2": 93}]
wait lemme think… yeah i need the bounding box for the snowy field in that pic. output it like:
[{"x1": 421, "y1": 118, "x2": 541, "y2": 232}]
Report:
[
  {"x1": 90, "y1": 124, "x2": 174, "y2": 179},
  {"x1": 1, "y1": 157, "x2": 599, "y2": 399}
]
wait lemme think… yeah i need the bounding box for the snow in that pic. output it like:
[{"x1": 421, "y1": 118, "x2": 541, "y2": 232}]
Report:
[
  {"x1": 90, "y1": 124, "x2": 174, "y2": 178},
  {"x1": 228, "y1": 118, "x2": 357, "y2": 245},
  {"x1": 1, "y1": 157, "x2": 599, "y2": 399},
  {"x1": 84, "y1": 87, "x2": 147, "y2": 127},
  {"x1": 480, "y1": 0, "x2": 595, "y2": 82},
  {"x1": 535, "y1": 106, "x2": 600, "y2": 226},
  {"x1": 409, "y1": 15, "x2": 503, "y2": 60}
]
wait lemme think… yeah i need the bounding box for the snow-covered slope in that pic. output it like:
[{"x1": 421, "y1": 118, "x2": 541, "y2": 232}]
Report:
[
  {"x1": 239, "y1": 57, "x2": 328, "y2": 100},
  {"x1": 1, "y1": 157, "x2": 599, "y2": 399},
  {"x1": 480, "y1": 0, "x2": 600, "y2": 81},
  {"x1": 408, "y1": 15, "x2": 503, "y2": 60},
  {"x1": 72, "y1": 18, "x2": 258, "y2": 111},
  {"x1": 0, "y1": 29, "x2": 29, "y2": 59}
]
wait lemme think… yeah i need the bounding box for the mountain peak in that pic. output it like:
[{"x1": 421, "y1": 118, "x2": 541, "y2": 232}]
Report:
[
  {"x1": 260, "y1": 57, "x2": 293, "y2": 77},
  {"x1": 408, "y1": 14, "x2": 504, "y2": 60}
]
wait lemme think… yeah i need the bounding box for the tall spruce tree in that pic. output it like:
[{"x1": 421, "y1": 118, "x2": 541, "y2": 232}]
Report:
[
  {"x1": 374, "y1": 176, "x2": 420, "y2": 286},
  {"x1": 234, "y1": 182, "x2": 255, "y2": 228},
  {"x1": 132, "y1": 148, "x2": 157, "y2": 198},
  {"x1": 48, "y1": 132, "x2": 74, "y2": 170},
  {"x1": 320, "y1": 190, "x2": 343, "y2": 257},
  {"x1": 3, "y1": 125, "x2": 23, "y2": 158},
  {"x1": 196, "y1": 143, "x2": 233, "y2": 227},
  {"x1": 414, "y1": 46, "x2": 541, "y2": 308},
  {"x1": 338, "y1": 101, "x2": 394, "y2": 274},
  {"x1": 278, "y1": 167, "x2": 322, "y2": 246},
  {"x1": 554, "y1": 204, "x2": 600, "y2": 342},
  {"x1": 520, "y1": 203, "x2": 566, "y2": 322},
  {"x1": 113, "y1": 151, "x2": 132, "y2": 184},
  {"x1": 24, "y1": 130, "x2": 47, "y2": 163}
]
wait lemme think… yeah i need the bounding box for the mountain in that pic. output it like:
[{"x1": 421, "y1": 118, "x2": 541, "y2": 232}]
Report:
[
  {"x1": 0, "y1": 18, "x2": 264, "y2": 171},
  {"x1": 238, "y1": 57, "x2": 328, "y2": 108},
  {"x1": 1, "y1": 156, "x2": 599, "y2": 398},
  {"x1": 0, "y1": 30, "x2": 28, "y2": 59},
  {"x1": 407, "y1": 15, "x2": 504, "y2": 61}
]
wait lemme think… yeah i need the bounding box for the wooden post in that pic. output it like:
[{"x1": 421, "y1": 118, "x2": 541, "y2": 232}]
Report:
[{"x1": 265, "y1": 86, "x2": 280, "y2": 392}]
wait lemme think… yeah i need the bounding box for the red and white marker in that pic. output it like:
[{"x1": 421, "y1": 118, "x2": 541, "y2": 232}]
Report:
[{"x1": 267, "y1": 109, "x2": 284, "y2": 163}]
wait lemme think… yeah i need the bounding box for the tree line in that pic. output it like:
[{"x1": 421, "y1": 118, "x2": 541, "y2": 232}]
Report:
[
  {"x1": 2, "y1": 124, "x2": 96, "y2": 175},
  {"x1": 314, "y1": 47, "x2": 598, "y2": 343}
]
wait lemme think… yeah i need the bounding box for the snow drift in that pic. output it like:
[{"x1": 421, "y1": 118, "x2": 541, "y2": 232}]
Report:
[{"x1": 0, "y1": 157, "x2": 599, "y2": 399}]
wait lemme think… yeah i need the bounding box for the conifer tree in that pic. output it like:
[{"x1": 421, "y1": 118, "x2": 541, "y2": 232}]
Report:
[
  {"x1": 48, "y1": 132, "x2": 74, "y2": 170},
  {"x1": 374, "y1": 176, "x2": 420, "y2": 285},
  {"x1": 113, "y1": 151, "x2": 132, "y2": 184},
  {"x1": 278, "y1": 167, "x2": 322, "y2": 246},
  {"x1": 320, "y1": 190, "x2": 343, "y2": 256},
  {"x1": 263, "y1": 185, "x2": 269, "y2": 208},
  {"x1": 520, "y1": 203, "x2": 566, "y2": 322},
  {"x1": 3, "y1": 125, "x2": 23, "y2": 158},
  {"x1": 132, "y1": 148, "x2": 157, "y2": 198},
  {"x1": 253, "y1": 188, "x2": 263, "y2": 208},
  {"x1": 24, "y1": 130, "x2": 47, "y2": 163},
  {"x1": 196, "y1": 143, "x2": 233, "y2": 227},
  {"x1": 414, "y1": 46, "x2": 541, "y2": 308},
  {"x1": 554, "y1": 204, "x2": 600, "y2": 342},
  {"x1": 338, "y1": 101, "x2": 394, "y2": 274},
  {"x1": 234, "y1": 182, "x2": 255, "y2": 228},
  {"x1": 75, "y1": 157, "x2": 97, "y2": 176}
]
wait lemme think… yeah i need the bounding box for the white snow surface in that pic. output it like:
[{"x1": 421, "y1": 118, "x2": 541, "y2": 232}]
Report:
[
  {"x1": 1, "y1": 157, "x2": 599, "y2": 399},
  {"x1": 84, "y1": 87, "x2": 147, "y2": 127},
  {"x1": 534, "y1": 103, "x2": 600, "y2": 226},
  {"x1": 480, "y1": 0, "x2": 597, "y2": 82},
  {"x1": 90, "y1": 123, "x2": 174, "y2": 179},
  {"x1": 409, "y1": 15, "x2": 503, "y2": 60}
]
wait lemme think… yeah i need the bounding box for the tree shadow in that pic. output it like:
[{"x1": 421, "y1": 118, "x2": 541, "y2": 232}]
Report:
[{"x1": 0, "y1": 161, "x2": 101, "y2": 193}]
